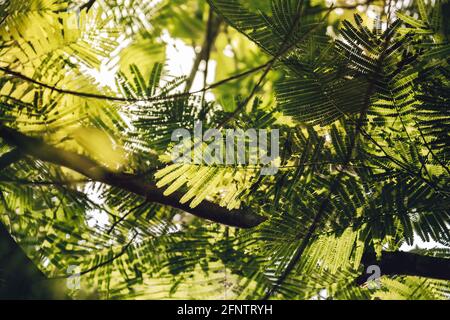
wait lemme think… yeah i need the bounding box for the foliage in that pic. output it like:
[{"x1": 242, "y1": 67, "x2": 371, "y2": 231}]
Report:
[{"x1": 0, "y1": 0, "x2": 449, "y2": 300}]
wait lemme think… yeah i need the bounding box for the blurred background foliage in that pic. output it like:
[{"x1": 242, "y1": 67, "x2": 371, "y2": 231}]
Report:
[{"x1": 0, "y1": 0, "x2": 449, "y2": 299}]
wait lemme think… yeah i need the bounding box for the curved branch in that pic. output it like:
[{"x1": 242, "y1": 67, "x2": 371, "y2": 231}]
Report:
[{"x1": 0, "y1": 125, "x2": 267, "y2": 229}]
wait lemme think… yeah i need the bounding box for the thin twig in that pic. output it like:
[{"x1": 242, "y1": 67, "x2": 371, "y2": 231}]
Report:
[
  {"x1": 417, "y1": 126, "x2": 450, "y2": 176},
  {"x1": 313, "y1": 0, "x2": 375, "y2": 12},
  {"x1": 0, "y1": 61, "x2": 267, "y2": 104},
  {"x1": 51, "y1": 231, "x2": 139, "y2": 279},
  {"x1": 185, "y1": 9, "x2": 222, "y2": 93},
  {"x1": 107, "y1": 199, "x2": 148, "y2": 234}
]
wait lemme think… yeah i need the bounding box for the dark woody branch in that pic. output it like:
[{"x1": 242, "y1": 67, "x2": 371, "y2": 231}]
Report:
[
  {"x1": 357, "y1": 250, "x2": 450, "y2": 284},
  {"x1": 0, "y1": 125, "x2": 267, "y2": 229}
]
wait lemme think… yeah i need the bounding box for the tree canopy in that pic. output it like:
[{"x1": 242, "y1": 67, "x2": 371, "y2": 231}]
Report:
[{"x1": 0, "y1": 0, "x2": 449, "y2": 299}]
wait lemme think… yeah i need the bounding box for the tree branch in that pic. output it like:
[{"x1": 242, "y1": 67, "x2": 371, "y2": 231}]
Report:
[
  {"x1": 357, "y1": 250, "x2": 450, "y2": 284},
  {"x1": 0, "y1": 125, "x2": 266, "y2": 229},
  {"x1": 263, "y1": 20, "x2": 394, "y2": 299},
  {"x1": 0, "y1": 61, "x2": 267, "y2": 104},
  {"x1": 185, "y1": 9, "x2": 222, "y2": 93},
  {"x1": 51, "y1": 231, "x2": 139, "y2": 279},
  {"x1": 80, "y1": 0, "x2": 96, "y2": 12}
]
